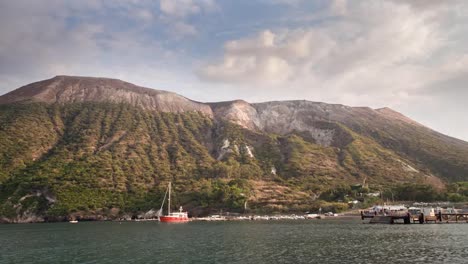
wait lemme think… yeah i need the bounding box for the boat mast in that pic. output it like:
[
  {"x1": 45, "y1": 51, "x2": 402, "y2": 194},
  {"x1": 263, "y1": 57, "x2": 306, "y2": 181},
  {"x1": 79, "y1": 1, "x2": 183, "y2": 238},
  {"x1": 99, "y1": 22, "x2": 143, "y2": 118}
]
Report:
[
  {"x1": 168, "y1": 182, "x2": 171, "y2": 215},
  {"x1": 159, "y1": 185, "x2": 169, "y2": 215}
]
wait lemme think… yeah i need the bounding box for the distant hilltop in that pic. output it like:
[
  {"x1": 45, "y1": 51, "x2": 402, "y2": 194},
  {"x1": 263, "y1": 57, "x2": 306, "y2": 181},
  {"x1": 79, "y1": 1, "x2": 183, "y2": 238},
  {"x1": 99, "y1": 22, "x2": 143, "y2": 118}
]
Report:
[{"x1": 0, "y1": 75, "x2": 213, "y2": 115}]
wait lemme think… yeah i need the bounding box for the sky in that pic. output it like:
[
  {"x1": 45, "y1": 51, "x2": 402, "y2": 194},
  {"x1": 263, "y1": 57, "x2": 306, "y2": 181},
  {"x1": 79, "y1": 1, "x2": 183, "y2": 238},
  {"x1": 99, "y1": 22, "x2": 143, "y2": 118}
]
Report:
[{"x1": 0, "y1": 0, "x2": 467, "y2": 141}]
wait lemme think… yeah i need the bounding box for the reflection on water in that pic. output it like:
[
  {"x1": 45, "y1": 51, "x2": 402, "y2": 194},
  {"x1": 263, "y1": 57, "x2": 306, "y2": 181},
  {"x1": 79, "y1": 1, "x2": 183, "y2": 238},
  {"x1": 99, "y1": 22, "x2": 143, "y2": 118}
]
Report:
[{"x1": 1, "y1": 218, "x2": 467, "y2": 263}]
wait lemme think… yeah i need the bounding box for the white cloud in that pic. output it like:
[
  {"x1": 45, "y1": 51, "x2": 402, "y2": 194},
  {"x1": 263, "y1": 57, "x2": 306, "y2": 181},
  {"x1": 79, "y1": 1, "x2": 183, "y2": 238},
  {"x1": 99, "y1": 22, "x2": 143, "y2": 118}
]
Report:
[
  {"x1": 330, "y1": 0, "x2": 347, "y2": 16},
  {"x1": 389, "y1": 0, "x2": 450, "y2": 10},
  {"x1": 0, "y1": 0, "x2": 181, "y2": 93},
  {"x1": 197, "y1": 0, "x2": 467, "y2": 109},
  {"x1": 197, "y1": 29, "x2": 332, "y2": 83},
  {"x1": 159, "y1": 0, "x2": 218, "y2": 36},
  {"x1": 261, "y1": 0, "x2": 304, "y2": 6},
  {"x1": 173, "y1": 21, "x2": 198, "y2": 36},
  {"x1": 135, "y1": 9, "x2": 154, "y2": 22},
  {"x1": 160, "y1": 0, "x2": 201, "y2": 17},
  {"x1": 160, "y1": 0, "x2": 218, "y2": 17}
]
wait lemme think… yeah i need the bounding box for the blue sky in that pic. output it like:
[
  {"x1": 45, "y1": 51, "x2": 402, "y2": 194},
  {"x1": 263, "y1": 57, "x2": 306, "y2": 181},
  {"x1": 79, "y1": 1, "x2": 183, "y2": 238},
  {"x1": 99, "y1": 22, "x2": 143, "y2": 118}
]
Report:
[{"x1": 1, "y1": 0, "x2": 467, "y2": 141}]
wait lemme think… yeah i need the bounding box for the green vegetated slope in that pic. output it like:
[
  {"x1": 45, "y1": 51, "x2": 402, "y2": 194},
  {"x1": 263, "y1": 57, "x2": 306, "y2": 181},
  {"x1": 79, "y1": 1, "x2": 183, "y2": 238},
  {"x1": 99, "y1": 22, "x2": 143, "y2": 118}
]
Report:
[
  {"x1": 0, "y1": 102, "x2": 461, "y2": 222},
  {"x1": 1, "y1": 102, "x2": 219, "y2": 221},
  {"x1": 340, "y1": 109, "x2": 468, "y2": 182}
]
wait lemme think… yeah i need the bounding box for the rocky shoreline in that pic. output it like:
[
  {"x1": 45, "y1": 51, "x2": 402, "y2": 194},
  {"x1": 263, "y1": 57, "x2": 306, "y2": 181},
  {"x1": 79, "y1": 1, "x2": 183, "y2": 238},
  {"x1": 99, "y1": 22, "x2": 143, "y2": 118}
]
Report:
[{"x1": 0, "y1": 213, "x2": 360, "y2": 224}]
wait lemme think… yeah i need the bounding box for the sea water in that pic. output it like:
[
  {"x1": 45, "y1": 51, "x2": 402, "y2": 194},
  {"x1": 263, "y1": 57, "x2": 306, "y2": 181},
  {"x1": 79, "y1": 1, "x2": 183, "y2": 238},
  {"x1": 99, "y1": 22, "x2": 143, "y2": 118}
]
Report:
[{"x1": 1, "y1": 218, "x2": 467, "y2": 263}]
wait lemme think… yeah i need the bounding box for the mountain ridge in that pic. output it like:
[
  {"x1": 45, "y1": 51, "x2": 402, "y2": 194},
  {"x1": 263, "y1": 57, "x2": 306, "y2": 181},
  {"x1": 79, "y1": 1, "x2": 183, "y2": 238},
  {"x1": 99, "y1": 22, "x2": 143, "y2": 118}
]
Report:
[
  {"x1": 2, "y1": 75, "x2": 468, "y2": 181},
  {"x1": 0, "y1": 75, "x2": 439, "y2": 136},
  {"x1": 0, "y1": 75, "x2": 421, "y2": 123},
  {"x1": 0, "y1": 75, "x2": 213, "y2": 116},
  {"x1": 1, "y1": 76, "x2": 467, "y2": 222}
]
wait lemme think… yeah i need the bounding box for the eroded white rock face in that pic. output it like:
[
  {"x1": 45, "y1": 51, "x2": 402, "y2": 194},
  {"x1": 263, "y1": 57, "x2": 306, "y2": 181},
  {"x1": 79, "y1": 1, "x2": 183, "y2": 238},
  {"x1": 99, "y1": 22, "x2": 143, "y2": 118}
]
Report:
[
  {"x1": 18, "y1": 190, "x2": 56, "y2": 204},
  {"x1": 396, "y1": 159, "x2": 419, "y2": 173},
  {"x1": 403, "y1": 164, "x2": 419, "y2": 173},
  {"x1": 222, "y1": 139, "x2": 230, "y2": 149},
  {"x1": 245, "y1": 145, "x2": 254, "y2": 158},
  {"x1": 15, "y1": 209, "x2": 44, "y2": 223},
  {"x1": 217, "y1": 139, "x2": 230, "y2": 160},
  {"x1": 271, "y1": 166, "x2": 277, "y2": 175},
  {"x1": 210, "y1": 100, "x2": 261, "y2": 130},
  {"x1": 217, "y1": 139, "x2": 239, "y2": 160},
  {"x1": 211, "y1": 100, "x2": 338, "y2": 146},
  {"x1": 216, "y1": 139, "x2": 254, "y2": 160},
  {"x1": 3, "y1": 190, "x2": 56, "y2": 223}
]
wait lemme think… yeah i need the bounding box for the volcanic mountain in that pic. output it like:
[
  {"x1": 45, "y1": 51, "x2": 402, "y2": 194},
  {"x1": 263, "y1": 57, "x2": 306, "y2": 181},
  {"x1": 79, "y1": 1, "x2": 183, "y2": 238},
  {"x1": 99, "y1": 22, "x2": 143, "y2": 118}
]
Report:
[
  {"x1": 0, "y1": 75, "x2": 212, "y2": 115},
  {"x1": 0, "y1": 76, "x2": 467, "y2": 222}
]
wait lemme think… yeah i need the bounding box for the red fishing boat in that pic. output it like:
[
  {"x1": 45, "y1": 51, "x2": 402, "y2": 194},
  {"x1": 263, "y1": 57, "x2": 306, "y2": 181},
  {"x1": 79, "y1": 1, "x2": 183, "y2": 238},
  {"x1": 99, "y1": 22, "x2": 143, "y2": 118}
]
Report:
[{"x1": 158, "y1": 182, "x2": 189, "y2": 223}]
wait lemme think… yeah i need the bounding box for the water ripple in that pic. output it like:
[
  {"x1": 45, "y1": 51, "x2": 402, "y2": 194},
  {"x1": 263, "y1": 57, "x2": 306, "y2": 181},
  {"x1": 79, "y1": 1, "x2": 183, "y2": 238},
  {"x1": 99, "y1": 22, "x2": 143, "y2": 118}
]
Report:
[{"x1": 0, "y1": 219, "x2": 467, "y2": 263}]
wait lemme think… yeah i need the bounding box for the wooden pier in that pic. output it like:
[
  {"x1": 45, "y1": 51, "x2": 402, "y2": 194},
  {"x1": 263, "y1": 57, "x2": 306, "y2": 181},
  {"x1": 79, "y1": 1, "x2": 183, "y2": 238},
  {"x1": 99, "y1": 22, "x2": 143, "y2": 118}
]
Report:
[
  {"x1": 361, "y1": 211, "x2": 411, "y2": 224},
  {"x1": 361, "y1": 211, "x2": 468, "y2": 224},
  {"x1": 439, "y1": 213, "x2": 468, "y2": 223}
]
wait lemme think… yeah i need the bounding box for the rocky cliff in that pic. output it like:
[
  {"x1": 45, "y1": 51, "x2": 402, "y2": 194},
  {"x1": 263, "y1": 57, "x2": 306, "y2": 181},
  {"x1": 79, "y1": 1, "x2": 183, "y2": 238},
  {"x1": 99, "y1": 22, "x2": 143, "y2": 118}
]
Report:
[{"x1": 211, "y1": 99, "x2": 468, "y2": 182}]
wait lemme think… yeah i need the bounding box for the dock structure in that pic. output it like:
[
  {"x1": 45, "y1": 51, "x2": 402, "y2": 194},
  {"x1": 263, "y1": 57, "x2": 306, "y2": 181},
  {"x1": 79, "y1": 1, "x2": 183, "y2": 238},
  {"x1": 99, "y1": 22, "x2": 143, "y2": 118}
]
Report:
[
  {"x1": 439, "y1": 212, "x2": 468, "y2": 223},
  {"x1": 361, "y1": 211, "x2": 411, "y2": 224},
  {"x1": 361, "y1": 211, "x2": 468, "y2": 224}
]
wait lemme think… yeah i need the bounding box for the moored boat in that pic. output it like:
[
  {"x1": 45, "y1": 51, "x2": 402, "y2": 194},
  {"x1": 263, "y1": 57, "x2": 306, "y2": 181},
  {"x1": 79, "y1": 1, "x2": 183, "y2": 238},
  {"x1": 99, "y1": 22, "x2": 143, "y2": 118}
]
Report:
[{"x1": 158, "y1": 182, "x2": 189, "y2": 223}]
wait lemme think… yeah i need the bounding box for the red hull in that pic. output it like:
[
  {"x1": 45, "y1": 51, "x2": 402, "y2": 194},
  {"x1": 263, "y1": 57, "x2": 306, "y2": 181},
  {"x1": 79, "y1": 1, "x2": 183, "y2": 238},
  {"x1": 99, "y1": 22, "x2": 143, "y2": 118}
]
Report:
[{"x1": 159, "y1": 216, "x2": 190, "y2": 223}]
